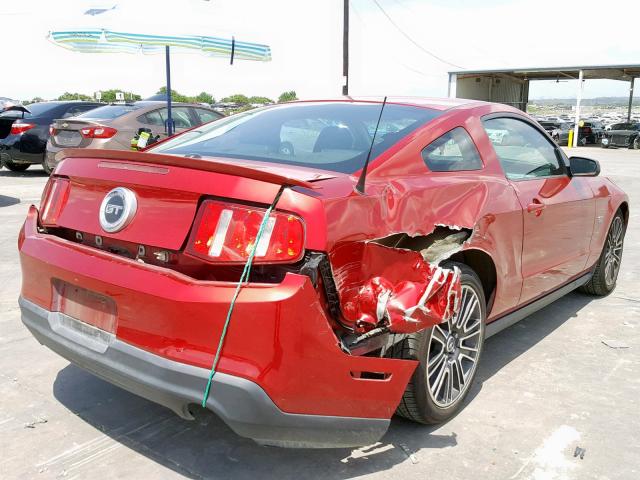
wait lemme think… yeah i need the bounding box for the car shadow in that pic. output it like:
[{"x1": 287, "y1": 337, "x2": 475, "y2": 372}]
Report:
[
  {"x1": 0, "y1": 194, "x2": 20, "y2": 207},
  {"x1": 51, "y1": 290, "x2": 594, "y2": 479},
  {"x1": 0, "y1": 168, "x2": 48, "y2": 178}
]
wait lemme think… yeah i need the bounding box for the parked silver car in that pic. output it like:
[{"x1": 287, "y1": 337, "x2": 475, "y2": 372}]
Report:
[{"x1": 45, "y1": 101, "x2": 223, "y2": 172}]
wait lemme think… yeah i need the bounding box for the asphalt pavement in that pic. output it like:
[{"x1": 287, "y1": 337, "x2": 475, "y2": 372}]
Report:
[{"x1": 0, "y1": 146, "x2": 638, "y2": 479}]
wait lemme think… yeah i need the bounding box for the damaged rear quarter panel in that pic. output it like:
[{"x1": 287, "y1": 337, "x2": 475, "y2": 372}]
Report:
[{"x1": 319, "y1": 105, "x2": 524, "y2": 330}]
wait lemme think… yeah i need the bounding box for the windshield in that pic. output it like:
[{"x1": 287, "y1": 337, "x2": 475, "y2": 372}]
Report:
[
  {"x1": 77, "y1": 104, "x2": 142, "y2": 120},
  {"x1": 150, "y1": 102, "x2": 442, "y2": 174}
]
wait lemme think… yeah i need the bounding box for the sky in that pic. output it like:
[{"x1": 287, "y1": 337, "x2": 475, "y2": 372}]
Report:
[{"x1": 1, "y1": 0, "x2": 639, "y2": 102}]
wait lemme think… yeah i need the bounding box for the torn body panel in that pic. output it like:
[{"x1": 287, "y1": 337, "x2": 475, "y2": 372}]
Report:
[
  {"x1": 321, "y1": 169, "x2": 524, "y2": 331},
  {"x1": 339, "y1": 243, "x2": 461, "y2": 335}
]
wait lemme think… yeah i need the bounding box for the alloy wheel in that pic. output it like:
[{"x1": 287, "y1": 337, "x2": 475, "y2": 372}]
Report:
[
  {"x1": 426, "y1": 285, "x2": 483, "y2": 408},
  {"x1": 604, "y1": 216, "x2": 624, "y2": 287}
]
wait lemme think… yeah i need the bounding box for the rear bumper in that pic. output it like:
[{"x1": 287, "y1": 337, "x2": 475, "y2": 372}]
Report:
[
  {"x1": 44, "y1": 149, "x2": 57, "y2": 170},
  {"x1": 20, "y1": 297, "x2": 387, "y2": 448},
  {"x1": 19, "y1": 206, "x2": 418, "y2": 446},
  {"x1": 1, "y1": 138, "x2": 44, "y2": 164}
]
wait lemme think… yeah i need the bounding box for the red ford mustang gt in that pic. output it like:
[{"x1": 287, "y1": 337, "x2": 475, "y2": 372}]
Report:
[{"x1": 19, "y1": 98, "x2": 628, "y2": 448}]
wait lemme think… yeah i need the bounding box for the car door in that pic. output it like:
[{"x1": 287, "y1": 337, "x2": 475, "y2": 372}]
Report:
[{"x1": 482, "y1": 115, "x2": 595, "y2": 304}]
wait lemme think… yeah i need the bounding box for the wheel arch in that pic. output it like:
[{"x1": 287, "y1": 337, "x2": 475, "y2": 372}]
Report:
[
  {"x1": 448, "y1": 248, "x2": 497, "y2": 315},
  {"x1": 618, "y1": 201, "x2": 629, "y2": 227}
]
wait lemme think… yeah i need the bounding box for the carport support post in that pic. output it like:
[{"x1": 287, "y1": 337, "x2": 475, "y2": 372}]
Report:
[
  {"x1": 628, "y1": 77, "x2": 635, "y2": 121},
  {"x1": 573, "y1": 69, "x2": 584, "y2": 148}
]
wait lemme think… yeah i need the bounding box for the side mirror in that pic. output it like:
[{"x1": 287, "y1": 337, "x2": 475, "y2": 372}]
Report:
[{"x1": 569, "y1": 156, "x2": 600, "y2": 177}]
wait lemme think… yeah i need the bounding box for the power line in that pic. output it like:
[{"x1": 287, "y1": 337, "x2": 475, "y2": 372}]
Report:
[
  {"x1": 351, "y1": 1, "x2": 435, "y2": 78},
  {"x1": 371, "y1": 0, "x2": 464, "y2": 70}
]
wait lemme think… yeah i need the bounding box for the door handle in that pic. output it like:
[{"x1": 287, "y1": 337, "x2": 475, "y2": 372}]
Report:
[{"x1": 527, "y1": 198, "x2": 546, "y2": 216}]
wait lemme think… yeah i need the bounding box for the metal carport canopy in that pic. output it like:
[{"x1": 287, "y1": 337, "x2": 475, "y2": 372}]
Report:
[{"x1": 448, "y1": 64, "x2": 639, "y2": 147}]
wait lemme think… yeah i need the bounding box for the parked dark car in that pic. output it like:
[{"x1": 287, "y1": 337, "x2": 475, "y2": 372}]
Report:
[
  {"x1": 601, "y1": 123, "x2": 640, "y2": 149},
  {"x1": 551, "y1": 122, "x2": 595, "y2": 146},
  {"x1": 538, "y1": 121, "x2": 560, "y2": 136},
  {"x1": 0, "y1": 101, "x2": 101, "y2": 173},
  {"x1": 586, "y1": 120, "x2": 604, "y2": 140}
]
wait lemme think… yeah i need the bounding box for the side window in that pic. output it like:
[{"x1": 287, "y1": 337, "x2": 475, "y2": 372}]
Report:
[
  {"x1": 280, "y1": 118, "x2": 346, "y2": 154},
  {"x1": 483, "y1": 117, "x2": 564, "y2": 180},
  {"x1": 172, "y1": 107, "x2": 194, "y2": 129},
  {"x1": 194, "y1": 108, "x2": 221, "y2": 124},
  {"x1": 137, "y1": 108, "x2": 193, "y2": 128},
  {"x1": 421, "y1": 127, "x2": 483, "y2": 172},
  {"x1": 139, "y1": 109, "x2": 165, "y2": 126}
]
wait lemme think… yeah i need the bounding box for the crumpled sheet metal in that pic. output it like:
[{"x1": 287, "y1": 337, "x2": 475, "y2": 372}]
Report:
[{"x1": 339, "y1": 243, "x2": 462, "y2": 334}]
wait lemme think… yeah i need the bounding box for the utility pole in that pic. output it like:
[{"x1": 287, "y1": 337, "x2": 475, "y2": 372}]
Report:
[{"x1": 342, "y1": 0, "x2": 349, "y2": 96}]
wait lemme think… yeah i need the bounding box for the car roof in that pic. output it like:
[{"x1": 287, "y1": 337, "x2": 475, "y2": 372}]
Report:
[
  {"x1": 29, "y1": 101, "x2": 101, "y2": 106},
  {"x1": 285, "y1": 97, "x2": 489, "y2": 112},
  {"x1": 132, "y1": 101, "x2": 213, "y2": 108}
]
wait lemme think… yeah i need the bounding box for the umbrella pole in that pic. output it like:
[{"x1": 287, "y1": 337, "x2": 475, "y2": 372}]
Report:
[{"x1": 165, "y1": 45, "x2": 173, "y2": 136}]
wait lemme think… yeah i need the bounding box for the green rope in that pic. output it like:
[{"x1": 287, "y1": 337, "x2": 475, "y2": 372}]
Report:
[{"x1": 201, "y1": 186, "x2": 285, "y2": 407}]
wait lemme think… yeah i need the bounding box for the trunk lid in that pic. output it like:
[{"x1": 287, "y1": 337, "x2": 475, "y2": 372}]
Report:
[
  {"x1": 50, "y1": 119, "x2": 103, "y2": 148},
  {"x1": 50, "y1": 149, "x2": 333, "y2": 251}
]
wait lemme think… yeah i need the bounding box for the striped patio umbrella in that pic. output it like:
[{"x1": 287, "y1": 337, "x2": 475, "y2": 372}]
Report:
[{"x1": 48, "y1": 29, "x2": 272, "y2": 134}]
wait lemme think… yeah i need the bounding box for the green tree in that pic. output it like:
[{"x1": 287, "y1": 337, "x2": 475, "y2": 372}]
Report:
[
  {"x1": 220, "y1": 94, "x2": 250, "y2": 105},
  {"x1": 100, "y1": 89, "x2": 141, "y2": 102},
  {"x1": 277, "y1": 91, "x2": 298, "y2": 103},
  {"x1": 248, "y1": 96, "x2": 273, "y2": 105},
  {"x1": 194, "y1": 91, "x2": 215, "y2": 104},
  {"x1": 25, "y1": 97, "x2": 45, "y2": 105},
  {"x1": 57, "y1": 92, "x2": 93, "y2": 101},
  {"x1": 156, "y1": 87, "x2": 189, "y2": 103}
]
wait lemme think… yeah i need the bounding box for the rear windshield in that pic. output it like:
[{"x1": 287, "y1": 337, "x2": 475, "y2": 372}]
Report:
[
  {"x1": 77, "y1": 104, "x2": 142, "y2": 119},
  {"x1": 0, "y1": 102, "x2": 59, "y2": 118},
  {"x1": 150, "y1": 102, "x2": 442, "y2": 174}
]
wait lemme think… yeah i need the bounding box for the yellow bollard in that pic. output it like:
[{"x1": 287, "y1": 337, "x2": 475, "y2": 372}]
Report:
[{"x1": 568, "y1": 130, "x2": 574, "y2": 149}]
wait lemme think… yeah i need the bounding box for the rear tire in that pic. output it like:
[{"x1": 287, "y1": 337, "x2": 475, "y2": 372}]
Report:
[
  {"x1": 392, "y1": 263, "x2": 486, "y2": 424},
  {"x1": 2, "y1": 159, "x2": 30, "y2": 172},
  {"x1": 633, "y1": 137, "x2": 640, "y2": 150},
  {"x1": 580, "y1": 211, "x2": 625, "y2": 296}
]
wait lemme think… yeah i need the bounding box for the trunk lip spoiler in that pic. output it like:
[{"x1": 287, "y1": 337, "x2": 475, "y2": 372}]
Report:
[{"x1": 55, "y1": 148, "x2": 319, "y2": 189}]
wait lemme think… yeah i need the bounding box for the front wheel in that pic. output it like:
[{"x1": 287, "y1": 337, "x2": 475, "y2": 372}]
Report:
[
  {"x1": 580, "y1": 212, "x2": 625, "y2": 296},
  {"x1": 633, "y1": 137, "x2": 640, "y2": 150},
  {"x1": 393, "y1": 263, "x2": 486, "y2": 424}
]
